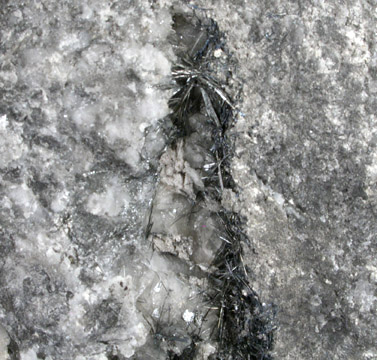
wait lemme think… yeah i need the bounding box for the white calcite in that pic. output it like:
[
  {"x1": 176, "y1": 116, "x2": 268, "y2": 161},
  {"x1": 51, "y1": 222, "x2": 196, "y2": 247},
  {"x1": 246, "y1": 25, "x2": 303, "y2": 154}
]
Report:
[
  {"x1": 0, "y1": 1, "x2": 205, "y2": 359},
  {"x1": 0, "y1": 325, "x2": 10, "y2": 360},
  {"x1": 0, "y1": 1, "x2": 223, "y2": 358}
]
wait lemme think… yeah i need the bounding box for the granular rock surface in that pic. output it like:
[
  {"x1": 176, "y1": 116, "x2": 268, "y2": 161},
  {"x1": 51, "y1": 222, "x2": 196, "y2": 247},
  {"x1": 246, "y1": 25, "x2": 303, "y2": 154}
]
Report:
[
  {"x1": 1, "y1": 0, "x2": 377, "y2": 359},
  {"x1": 197, "y1": 0, "x2": 377, "y2": 359}
]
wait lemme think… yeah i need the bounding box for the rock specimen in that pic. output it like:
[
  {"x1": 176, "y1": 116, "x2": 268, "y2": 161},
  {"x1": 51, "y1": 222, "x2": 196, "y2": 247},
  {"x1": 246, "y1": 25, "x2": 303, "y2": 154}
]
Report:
[{"x1": 1, "y1": 0, "x2": 376, "y2": 359}]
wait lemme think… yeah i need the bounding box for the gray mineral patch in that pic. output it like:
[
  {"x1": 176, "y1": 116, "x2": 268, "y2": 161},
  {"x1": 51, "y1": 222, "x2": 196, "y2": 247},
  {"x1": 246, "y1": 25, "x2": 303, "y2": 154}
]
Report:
[{"x1": 1, "y1": 1, "x2": 377, "y2": 359}]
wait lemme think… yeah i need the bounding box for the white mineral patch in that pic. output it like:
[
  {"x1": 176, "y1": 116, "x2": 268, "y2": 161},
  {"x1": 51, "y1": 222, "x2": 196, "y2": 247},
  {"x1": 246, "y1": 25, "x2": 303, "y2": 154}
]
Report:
[
  {"x1": 8, "y1": 183, "x2": 40, "y2": 219},
  {"x1": 0, "y1": 114, "x2": 27, "y2": 167},
  {"x1": 366, "y1": 151, "x2": 377, "y2": 183},
  {"x1": 351, "y1": 280, "x2": 377, "y2": 313},
  {"x1": 363, "y1": 350, "x2": 377, "y2": 360},
  {"x1": 86, "y1": 178, "x2": 129, "y2": 217},
  {"x1": 366, "y1": 265, "x2": 377, "y2": 283},
  {"x1": 50, "y1": 190, "x2": 70, "y2": 213},
  {"x1": 213, "y1": 48, "x2": 223, "y2": 58},
  {"x1": 152, "y1": 308, "x2": 160, "y2": 318},
  {"x1": 20, "y1": 347, "x2": 39, "y2": 360},
  {"x1": 197, "y1": 343, "x2": 217, "y2": 358},
  {"x1": 182, "y1": 309, "x2": 195, "y2": 323},
  {"x1": 0, "y1": 325, "x2": 10, "y2": 360}
]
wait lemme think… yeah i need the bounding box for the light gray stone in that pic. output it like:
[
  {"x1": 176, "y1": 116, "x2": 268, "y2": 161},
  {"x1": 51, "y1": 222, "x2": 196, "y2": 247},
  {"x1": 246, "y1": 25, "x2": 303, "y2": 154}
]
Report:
[{"x1": 200, "y1": 0, "x2": 377, "y2": 358}]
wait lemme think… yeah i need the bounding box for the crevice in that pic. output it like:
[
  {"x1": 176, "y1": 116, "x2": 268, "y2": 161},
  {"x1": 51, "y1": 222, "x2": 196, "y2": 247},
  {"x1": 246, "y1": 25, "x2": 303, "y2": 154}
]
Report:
[{"x1": 145, "y1": 10, "x2": 277, "y2": 359}]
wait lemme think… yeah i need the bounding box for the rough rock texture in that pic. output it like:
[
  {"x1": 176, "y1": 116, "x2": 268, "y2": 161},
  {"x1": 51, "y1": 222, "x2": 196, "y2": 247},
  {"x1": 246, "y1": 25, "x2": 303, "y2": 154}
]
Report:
[
  {"x1": 195, "y1": 0, "x2": 377, "y2": 359},
  {"x1": 0, "y1": 2, "x2": 235, "y2": 359},
  {"x1": 0, "y1": 1, "x2": 177, "y2": 358},
  {"x1": 1, "y1": 0, "x2": 377, "y2": 359}
]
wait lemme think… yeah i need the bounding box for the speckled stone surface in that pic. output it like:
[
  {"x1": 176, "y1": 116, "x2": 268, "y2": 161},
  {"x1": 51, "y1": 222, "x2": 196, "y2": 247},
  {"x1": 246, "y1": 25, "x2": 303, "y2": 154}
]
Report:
[
  {"x1": 0, "y1": 1, "x2": 176, "y2": 358},
  {"x1": 198, "y1": 1, "x2": 377, "y2": 359},
  {"x1": 1, "y1": 0, "x2": 377, "y2": 359}
]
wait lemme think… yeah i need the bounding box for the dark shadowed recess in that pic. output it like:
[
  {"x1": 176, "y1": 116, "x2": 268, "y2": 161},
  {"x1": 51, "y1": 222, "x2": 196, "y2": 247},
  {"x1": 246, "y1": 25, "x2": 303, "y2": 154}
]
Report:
[{"x1": 164, "y1": 11, "x2": 276, "y2": 360}]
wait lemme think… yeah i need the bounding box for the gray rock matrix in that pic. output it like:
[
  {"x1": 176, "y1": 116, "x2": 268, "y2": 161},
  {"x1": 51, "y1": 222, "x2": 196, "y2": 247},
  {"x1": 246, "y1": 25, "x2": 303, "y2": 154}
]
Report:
[
  {"x1": 202, "y1": 0, "x2": 376, "y2": 359},
  {"x1": 1, "y1": 0, "x2": 376, "y2": 359}
]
